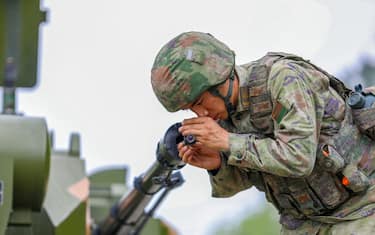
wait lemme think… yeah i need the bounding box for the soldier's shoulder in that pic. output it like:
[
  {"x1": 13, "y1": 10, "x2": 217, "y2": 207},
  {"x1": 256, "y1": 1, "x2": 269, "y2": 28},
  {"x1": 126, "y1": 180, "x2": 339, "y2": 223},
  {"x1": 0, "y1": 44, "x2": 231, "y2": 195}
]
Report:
[
  {"x1": 267, "y1": 60, "x2": 297, "y2": 87},
  {"x1": 270, "y1": 59, "x2": 305, "y2": 76},
  {"x1": 267, "y1": 60, "x2": 312, "y2": 98}
]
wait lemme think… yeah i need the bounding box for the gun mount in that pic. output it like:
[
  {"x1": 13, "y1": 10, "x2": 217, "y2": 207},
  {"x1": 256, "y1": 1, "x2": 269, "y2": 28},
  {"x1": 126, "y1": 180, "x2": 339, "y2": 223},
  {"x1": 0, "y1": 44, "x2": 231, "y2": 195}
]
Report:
[{"x1": 93, "y1": 123, "x2": 185, "y2": 235}]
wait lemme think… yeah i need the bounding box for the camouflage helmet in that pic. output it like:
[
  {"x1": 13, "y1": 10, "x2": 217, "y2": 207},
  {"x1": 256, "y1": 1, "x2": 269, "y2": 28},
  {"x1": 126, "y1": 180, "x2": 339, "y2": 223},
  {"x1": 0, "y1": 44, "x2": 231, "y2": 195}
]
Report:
[{"x1": 151, "y1": 31, "x2": 235, "y2": 112}]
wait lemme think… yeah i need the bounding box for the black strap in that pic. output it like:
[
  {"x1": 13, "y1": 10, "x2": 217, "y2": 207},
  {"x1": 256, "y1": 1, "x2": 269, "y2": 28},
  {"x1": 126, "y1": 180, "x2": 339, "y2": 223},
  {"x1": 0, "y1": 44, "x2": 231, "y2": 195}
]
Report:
[{"x1": 209, "y1": 65, "x2": 236, "y2": 117}]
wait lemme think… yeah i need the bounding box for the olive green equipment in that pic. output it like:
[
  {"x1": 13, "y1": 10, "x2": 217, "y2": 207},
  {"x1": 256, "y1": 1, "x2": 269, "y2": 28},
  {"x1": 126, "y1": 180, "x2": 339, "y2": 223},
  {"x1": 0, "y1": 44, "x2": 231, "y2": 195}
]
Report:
[
  {"x1": 0, "y1": 1, "x2": 184, "y2": 235},
  {"x1": 93, "y1": 123, "x2": 186, "y2": 235}
]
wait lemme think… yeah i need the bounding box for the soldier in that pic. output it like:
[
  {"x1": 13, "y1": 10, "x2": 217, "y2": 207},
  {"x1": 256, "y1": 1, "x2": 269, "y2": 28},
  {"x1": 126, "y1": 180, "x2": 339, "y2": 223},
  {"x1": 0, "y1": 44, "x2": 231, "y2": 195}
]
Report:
[{"x1": 151, "y1": 31, "x2": 375, "y2": 234}]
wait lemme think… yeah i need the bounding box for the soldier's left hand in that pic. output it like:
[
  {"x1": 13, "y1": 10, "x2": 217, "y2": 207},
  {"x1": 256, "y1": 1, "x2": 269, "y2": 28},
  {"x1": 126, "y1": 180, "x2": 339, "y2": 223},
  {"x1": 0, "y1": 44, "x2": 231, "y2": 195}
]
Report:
[
  {"x1": 177, "y1": 142, "x2": 221, "y2": 170},
  {"x1": 179, "y1": 117, "x2": 229, "y2": 152}
]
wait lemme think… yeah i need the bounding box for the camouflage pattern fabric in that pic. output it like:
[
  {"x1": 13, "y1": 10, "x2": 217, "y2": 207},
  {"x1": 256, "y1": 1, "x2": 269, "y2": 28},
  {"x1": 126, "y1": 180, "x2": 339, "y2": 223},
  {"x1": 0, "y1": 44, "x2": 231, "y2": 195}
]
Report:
[
  {"x1": 281, "y1": 212, "x2": 375, "y2": 235},
  {"x1": 209, "y1": 57, "x2": 375, "y2": 234},
  {"x1": 151, "y1": 32, "x2": 234, "y2": 112}
]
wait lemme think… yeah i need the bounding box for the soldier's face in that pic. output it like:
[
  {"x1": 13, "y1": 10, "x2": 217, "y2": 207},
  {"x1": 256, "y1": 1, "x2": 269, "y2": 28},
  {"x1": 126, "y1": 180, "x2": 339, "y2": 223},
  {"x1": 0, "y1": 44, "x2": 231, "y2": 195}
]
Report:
[{"x1": 185, "y1": 91, "x2": 228, "y2": 120}]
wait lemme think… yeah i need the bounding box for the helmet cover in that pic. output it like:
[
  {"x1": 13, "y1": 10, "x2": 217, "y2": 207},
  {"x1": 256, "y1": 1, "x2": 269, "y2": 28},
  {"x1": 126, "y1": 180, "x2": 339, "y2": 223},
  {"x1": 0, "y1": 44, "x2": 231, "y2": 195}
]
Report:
[{"x1": 151, "y1": 31, "x2": 235, "y2": 112}]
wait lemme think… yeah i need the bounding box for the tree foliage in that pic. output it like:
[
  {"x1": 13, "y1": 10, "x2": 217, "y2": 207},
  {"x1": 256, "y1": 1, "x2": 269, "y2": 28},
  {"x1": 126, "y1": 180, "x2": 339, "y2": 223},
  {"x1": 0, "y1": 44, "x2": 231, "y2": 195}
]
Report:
[{"x1": 213, "y1": 203, "x2": 281, "y2": 235}]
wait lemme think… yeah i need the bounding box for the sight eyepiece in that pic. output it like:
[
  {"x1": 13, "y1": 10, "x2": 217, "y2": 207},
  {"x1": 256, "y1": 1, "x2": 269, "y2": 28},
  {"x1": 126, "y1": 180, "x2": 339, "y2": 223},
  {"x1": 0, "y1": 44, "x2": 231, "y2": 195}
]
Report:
[{"x1": 183, "y1": 135, "x2": 196, "y2": 145}]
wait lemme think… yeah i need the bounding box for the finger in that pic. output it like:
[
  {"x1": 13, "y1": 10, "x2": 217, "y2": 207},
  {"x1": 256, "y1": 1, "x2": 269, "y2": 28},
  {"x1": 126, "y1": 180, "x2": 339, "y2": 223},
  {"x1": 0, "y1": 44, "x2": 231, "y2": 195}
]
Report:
[
  {"x1": 180, "y1": 123, "x2": 203, "y2": 130},
  {"x1": 181, "y1": 150, "x2": 195, "y2": 163},
  {"x1": 182, "y1": 117, "x2": 208, "y2": 125},
  {"x1": 177, "y1": 142, "x2": 184, "y2": 150},
  {"x1": 186, "y1": 155, "x2": 195, "y2": 164},
  {"x1": 179, "y1": 123, "x2": 202, "y2": 133},
  {"x1": 179, "y1": 126, "x2": 205, "y2": 136},
  {"x1": 189, "y1": 142, "x2": 203, "y2": 150},
  {"x1": 180, "y1": 149, "x2": 189, "y2": 162},
  {"x1": 178, "y1": 145, "x2": 189, "y2": 158},
  {"x1": 191, "y1": 141, "x2": 212, "y2": 150},
  {"x1": 180, "y1": 147, "x2": 195, "y2": 160},
  {"x1": 181, "y1": 155, "x2": 189, "y2": 162},
  {"x1": 186, "y1": 156, "x2": 200, "y2": 167},
  {"x1": 184, "y1": 154, "x2": 205, "y2": 168}
]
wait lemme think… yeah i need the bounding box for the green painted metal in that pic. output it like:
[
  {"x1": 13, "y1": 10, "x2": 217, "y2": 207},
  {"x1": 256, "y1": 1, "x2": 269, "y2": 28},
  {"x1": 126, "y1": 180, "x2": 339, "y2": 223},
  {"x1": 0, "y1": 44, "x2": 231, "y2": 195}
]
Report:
[
  {"x1": 29, "y1": 210, "x2": 54, "y2": 235},
  {"x1": 0, "y1": 0, "x2": 46, "y2": 88},
  {"x1": 55, "y1": 202, "x2": 86, "y2": 235},
  {"x1": 0, "y1": 3, "x2": 4, "y2": 77},
  {"x1": 0, "y1": 116, "x2": 50, "y2": 235},
  {"x1": 0, "y1": 114, "x2": 178, "y2": 235},
  {"x1": 141, "y1": 219, "x2": 170, "y2": 235},
  {"x1": 7, "y1": 210, "x2": 33, "y2": 235},
  {"x1": 42, "y1": 154, "x2": 87, "y2": 231},
  {"x1": 0, "y1": 115, "x2": 50, "y2": 211},
  {"x1": 89, "y1": 168, "x2": 128, "y2": 223},
  {"x1": 89, "y1": 168, "x2": 128, "y2": 186},
  {"x1": 8, "y1": 210, "x2": 32, "y2": 226},
  {"x1": 69, "y1": 133, "x2": 81, "y2": 157},
  {"x1": 0, "y1": 157, "x2": 13, "y2": 235},
  {"x1": 5, "y1": 225, "x2": 33, "y2": 235}
]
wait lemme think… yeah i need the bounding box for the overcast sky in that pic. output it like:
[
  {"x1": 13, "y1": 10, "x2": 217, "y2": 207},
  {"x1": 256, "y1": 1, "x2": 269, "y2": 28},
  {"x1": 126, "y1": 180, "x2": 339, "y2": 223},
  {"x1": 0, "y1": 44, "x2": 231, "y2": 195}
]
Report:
[{"x1": 15, "y1": 0, "x2": 375, "y2": 234}]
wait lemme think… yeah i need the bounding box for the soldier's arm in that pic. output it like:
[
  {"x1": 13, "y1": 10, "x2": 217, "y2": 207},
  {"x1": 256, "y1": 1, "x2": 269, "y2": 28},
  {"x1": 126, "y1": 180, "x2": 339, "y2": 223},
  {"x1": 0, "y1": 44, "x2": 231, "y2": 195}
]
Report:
[
  {"x1": 225, "y1": 62, "x2": 323, "y2": 177},
  {"x1": 208, "y1": 153, "x2": 254, "y2": 197}
]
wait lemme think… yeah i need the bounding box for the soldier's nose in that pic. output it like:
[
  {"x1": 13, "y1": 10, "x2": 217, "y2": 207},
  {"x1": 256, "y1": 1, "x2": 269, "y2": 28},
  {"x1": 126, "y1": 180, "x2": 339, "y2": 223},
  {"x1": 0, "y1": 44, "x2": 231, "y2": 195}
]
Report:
[
  {"x1": 191, "y1": 106, "x2": 208, "y2": 117},
  {"x1": 197, "y1": 109, "x2": 208, "y2": 117}
]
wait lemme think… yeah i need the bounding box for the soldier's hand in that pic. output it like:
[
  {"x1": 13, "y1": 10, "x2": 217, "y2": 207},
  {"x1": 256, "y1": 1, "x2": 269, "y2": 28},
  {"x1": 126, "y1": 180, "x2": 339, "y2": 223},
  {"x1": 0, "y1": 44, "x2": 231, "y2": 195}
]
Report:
[
  {"x1": 179, "y1": 117, "x2": 229, "y2": 152},
  {"x1": 177, "y1": 142, "x2": 221, "y2": 170}
]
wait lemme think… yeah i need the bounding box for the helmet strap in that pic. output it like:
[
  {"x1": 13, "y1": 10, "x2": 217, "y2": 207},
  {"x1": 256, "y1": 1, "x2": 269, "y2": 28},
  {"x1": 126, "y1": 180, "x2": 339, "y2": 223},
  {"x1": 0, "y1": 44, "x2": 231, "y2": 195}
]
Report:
[{"x1": 209, "y1": 67, "x2": 236, "y2": 118}]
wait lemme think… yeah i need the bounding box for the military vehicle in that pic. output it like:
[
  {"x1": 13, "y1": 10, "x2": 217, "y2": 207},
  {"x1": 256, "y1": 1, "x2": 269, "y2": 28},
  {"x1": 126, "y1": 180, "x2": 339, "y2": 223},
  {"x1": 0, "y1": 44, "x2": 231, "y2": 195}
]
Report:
[{"x1": 0, "y1": 1, "x2": 185, "y2": 234}]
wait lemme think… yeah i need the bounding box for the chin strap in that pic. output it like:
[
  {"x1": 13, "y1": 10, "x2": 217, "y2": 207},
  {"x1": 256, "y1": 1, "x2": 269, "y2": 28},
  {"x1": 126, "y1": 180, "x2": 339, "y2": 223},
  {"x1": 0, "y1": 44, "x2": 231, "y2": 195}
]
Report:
[{"x1": 209, "y1": 65, "x2": 236, "y2": 118}]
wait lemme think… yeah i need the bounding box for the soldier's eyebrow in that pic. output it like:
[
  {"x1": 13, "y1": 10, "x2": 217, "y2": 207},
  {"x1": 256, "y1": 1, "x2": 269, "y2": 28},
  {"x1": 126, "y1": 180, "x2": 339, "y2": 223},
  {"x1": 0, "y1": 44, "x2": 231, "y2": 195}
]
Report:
[{"x1": 181, "y1": 95, "x2": 203, "y2": 110}]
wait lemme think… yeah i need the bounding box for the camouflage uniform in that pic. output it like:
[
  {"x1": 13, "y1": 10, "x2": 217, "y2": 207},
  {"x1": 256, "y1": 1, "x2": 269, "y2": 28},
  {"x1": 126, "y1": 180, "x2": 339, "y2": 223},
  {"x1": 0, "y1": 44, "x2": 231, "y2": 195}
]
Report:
[
  {"x1": 150, "y1": 32, "x2": 375, "y2": 234},
  {"x1": 210, "y1": 55, "x2": 375, "y2": 234}
]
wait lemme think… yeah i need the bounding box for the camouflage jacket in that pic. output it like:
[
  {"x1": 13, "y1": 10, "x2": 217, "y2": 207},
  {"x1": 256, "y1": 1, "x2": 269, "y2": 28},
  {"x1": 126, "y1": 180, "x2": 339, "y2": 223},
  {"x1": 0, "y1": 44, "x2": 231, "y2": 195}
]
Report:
[{"x1": 209, "y1": 53, "x2": 375, "y2": 232}]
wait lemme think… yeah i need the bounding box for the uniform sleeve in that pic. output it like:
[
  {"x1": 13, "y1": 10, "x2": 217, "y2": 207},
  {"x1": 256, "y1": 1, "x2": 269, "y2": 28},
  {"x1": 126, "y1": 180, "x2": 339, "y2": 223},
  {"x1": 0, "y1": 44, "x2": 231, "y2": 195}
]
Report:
[
  {"x1": 208, "y1": 153, "x2": 254, "y2": 197},
  {"x1": 226, "y1": 62, "x2": 321, "y2": 177}
]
